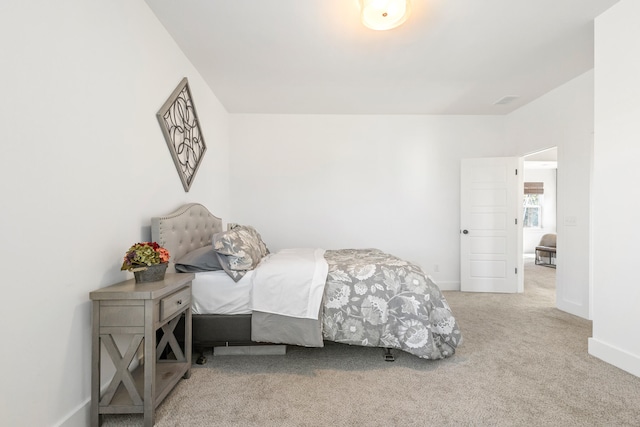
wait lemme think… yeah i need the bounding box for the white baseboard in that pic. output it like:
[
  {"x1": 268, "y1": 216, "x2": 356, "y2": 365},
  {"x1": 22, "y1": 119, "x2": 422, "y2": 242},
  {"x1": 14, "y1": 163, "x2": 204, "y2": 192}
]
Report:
[
  {"x1": 55, "y1": 356, "x2": 142, "y2": 427},
  {"x1": 557, "y1": 299, "x2": 589, "y2": 320},
  {"x1": 436, "y1": 281, "x2": 460, "y2": 291},
  {"x1": 54, "y1": 398, "x2": 89, "y2": 427},
  {"x1": 588, "y1": 337, "x2": 640, "y2": 378}
]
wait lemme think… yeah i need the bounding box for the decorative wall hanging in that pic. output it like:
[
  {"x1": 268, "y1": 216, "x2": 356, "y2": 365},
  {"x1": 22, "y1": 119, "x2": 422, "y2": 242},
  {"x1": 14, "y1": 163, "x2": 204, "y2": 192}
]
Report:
[{"x1": 157, "y1": 77, "x2": 207, "y2": 192}]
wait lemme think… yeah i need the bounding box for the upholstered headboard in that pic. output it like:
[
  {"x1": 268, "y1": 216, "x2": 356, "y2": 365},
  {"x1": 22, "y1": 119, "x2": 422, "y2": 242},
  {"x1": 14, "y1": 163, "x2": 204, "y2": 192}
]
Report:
[{"x1": 151, "y1": 203, "x2": 222, "y2": 273}]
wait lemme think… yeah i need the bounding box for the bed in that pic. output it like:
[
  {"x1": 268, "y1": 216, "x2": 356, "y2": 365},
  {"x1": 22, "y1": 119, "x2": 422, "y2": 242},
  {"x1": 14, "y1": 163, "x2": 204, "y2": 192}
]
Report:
[{"x1": 151, "y1": 203, "x2": 462, "y2": 363}]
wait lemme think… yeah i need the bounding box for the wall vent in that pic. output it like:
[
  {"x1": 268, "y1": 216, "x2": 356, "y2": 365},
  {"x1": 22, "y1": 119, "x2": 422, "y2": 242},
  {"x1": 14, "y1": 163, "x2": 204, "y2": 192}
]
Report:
[{"x1": 494, "y1": 95, "x2": 519, "y2": 105}]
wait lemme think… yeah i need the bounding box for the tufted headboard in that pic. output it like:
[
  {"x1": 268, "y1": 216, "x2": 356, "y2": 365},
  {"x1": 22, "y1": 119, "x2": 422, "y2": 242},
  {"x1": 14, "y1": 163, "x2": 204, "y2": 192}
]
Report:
[{"x1": 151, "y1": 203, "x2": 223, "y2": 273}]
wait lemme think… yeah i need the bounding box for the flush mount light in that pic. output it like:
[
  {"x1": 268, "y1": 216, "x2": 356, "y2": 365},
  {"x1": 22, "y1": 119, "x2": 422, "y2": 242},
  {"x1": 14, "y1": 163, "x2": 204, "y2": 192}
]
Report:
[{"x1": 359, "y1": 0, "x2": 411, "y2": 31}]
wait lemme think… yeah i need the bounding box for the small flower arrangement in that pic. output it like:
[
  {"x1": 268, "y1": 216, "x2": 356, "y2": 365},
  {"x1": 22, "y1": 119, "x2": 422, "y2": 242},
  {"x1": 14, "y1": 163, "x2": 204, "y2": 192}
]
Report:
[{"x1": 121, "y1": 242, "x2": 170, "y2": 271}]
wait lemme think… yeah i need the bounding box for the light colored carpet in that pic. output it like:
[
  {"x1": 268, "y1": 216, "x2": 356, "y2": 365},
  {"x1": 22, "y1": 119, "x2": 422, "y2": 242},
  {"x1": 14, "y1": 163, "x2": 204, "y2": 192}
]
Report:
[{"x1": 102, "y1": 261, "x2": 640, "y2": 426}]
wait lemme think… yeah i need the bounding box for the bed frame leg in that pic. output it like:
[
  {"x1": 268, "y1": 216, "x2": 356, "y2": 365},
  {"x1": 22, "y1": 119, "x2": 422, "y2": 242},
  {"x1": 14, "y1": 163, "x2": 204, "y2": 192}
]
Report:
[
  {"x1": 384, "y1": 348, "x2": 395, "y2": 362},
  {"x1": 195, "y1": 347, "x2": 207, "y2": 365}
]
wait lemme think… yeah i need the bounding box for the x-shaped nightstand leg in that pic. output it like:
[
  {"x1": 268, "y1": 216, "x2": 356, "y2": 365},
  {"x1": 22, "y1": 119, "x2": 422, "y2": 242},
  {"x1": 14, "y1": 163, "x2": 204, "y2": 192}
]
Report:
[
  {"x1": 99, "y1": 334, "x2": 144, "y2": 406},
  {"x1": 156, "y1": 315, "x2": 185, "y2": 362}
]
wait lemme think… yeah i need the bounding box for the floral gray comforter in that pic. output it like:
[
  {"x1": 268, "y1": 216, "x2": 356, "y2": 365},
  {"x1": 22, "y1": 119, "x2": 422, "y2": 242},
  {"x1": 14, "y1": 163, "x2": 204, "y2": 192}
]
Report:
[{"x1": 321, "y1": 249, "x2": 462, "y2": 359}]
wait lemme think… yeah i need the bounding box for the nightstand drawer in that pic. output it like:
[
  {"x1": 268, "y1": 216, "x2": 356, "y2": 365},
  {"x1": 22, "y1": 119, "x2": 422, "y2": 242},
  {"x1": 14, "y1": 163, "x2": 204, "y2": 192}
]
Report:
[
  {"x1": 160, "y1": 287, "x2": 191, "y2": 321},
  {"x1": 100, "y1": 301, "x2": 144, "y2": 327}
]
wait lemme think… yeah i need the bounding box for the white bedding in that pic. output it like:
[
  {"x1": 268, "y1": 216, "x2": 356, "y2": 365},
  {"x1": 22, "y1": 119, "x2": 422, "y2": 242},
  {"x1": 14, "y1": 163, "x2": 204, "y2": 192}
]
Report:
[
  {"x1": 191, "y1": 269, "x2": 255, "y2": 315},
  {"x1": 191, "y1": 248, "x2": 329, "y2": 320},
  {"x1": 250, "y1": 248, "x2": 328, "y2": 320}
]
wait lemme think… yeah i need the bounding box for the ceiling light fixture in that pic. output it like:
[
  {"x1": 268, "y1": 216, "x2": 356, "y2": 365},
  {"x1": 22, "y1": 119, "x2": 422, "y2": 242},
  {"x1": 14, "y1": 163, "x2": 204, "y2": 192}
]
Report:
[{"x1": 359, "y1": 0, "x2": 411, "y2": 31}]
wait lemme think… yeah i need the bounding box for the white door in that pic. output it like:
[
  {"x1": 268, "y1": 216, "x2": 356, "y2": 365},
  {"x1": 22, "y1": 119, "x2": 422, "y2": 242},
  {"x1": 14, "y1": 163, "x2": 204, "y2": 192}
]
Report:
[{"x1": 460, "y1": 157, "x2": 522, "y2": 293}]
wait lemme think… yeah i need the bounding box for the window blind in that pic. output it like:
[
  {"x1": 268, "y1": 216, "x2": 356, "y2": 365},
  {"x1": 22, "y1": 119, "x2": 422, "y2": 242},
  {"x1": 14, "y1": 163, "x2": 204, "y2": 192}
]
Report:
[{"x1": 524, "y1": 182, "x2": 544, "y2": 194}]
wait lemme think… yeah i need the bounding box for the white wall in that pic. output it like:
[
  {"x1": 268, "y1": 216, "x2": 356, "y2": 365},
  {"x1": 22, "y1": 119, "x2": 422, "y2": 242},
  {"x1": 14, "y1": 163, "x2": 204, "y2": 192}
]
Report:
[
  {"x1": 522, "y1": 168, "x2": 557, "y2": 253},
  {"x1": 229, "y1": 115, "x2": 507, "y2": 289},
  {"x1": 0, "y1": 1, "x2": 230, "y2": 426},
  {"x1": 505, "y1": 71, "x2": 595, "y2": 319},
  {"x1": 589, "y1": 0, "x2": 640, "y2": 378}
]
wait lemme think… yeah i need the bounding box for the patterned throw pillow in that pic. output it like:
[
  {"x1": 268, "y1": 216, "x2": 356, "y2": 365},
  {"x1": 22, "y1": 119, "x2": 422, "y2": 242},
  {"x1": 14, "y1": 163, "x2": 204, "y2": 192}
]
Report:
[
  {"x1": 212, "y1": 225, "x2": 269, "y2": 282},
  {"x1": 228, "y1": 224, "x2": 270, "y2": 257}
]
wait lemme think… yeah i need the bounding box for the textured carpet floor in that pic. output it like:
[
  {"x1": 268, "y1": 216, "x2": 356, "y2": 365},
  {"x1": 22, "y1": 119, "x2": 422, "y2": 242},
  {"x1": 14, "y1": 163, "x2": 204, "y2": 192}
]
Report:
[{"x1": 102, "y1": 261, "x2": 640, "y2": 426}]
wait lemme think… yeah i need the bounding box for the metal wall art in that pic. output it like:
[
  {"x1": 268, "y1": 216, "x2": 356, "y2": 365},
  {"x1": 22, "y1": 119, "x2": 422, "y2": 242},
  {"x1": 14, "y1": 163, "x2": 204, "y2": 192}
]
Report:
[{"x1": 157, "y1": 77, "x2": 207, "y2": 192}]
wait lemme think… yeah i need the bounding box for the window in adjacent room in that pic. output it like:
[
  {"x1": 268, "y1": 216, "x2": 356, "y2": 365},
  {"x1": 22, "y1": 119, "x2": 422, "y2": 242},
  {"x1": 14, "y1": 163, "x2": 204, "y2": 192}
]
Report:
[{"x1": 523, "y1": 182, "x2": 544, "y2": 228}]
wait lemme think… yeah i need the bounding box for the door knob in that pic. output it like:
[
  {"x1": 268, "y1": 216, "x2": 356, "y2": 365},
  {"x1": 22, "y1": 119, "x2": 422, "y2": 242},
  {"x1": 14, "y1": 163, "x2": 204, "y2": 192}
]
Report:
[{"x1": 462, "y1": 230, "x2": 469, "y2": 234}]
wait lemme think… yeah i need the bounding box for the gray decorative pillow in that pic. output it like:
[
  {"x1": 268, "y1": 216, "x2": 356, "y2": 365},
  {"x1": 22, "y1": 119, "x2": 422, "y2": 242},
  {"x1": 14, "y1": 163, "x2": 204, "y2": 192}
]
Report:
[
  {"x1": 174, "y1": 246, "x2": 223, "y2": 272},
  {"x1": 212, "y1": 225, "x2": 269, "y2": 282}
]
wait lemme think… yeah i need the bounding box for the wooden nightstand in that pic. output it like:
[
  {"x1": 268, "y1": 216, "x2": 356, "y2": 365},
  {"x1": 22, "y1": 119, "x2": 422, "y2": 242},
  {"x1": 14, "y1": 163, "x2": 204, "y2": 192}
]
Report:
[{"x1": 90, "y1": 273, "x2": 194, "y2": 427}]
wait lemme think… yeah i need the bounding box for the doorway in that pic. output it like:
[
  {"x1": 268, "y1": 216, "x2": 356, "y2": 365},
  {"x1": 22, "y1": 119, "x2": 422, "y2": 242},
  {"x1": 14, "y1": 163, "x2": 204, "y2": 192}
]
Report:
[{"x1": 522, "y1": 148, "x2": 557, "y2": 291}]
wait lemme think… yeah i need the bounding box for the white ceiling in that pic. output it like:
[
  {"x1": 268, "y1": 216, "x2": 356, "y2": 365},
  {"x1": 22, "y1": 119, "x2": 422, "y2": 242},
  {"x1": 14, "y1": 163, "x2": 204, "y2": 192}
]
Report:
[{"x1": 146, "y1": 0, "x2": 618, "y2": 115}]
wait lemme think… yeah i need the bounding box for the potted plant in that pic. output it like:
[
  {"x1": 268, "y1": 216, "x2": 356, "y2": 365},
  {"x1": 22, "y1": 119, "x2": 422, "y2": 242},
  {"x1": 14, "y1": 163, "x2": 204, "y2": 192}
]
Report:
[{"x1": 121, "y1": 242, "x2": 170, "y2": 283}]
